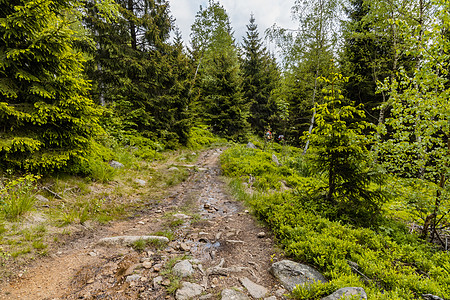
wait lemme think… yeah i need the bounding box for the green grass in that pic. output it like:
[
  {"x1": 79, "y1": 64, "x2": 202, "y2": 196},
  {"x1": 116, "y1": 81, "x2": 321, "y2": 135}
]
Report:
[{"x1": 0, "y1": 175, "x2": 39, "y2": 221}]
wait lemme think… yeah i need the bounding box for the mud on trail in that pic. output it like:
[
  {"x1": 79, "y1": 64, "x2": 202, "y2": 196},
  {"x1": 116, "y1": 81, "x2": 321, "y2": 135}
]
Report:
[{"x1": 1, "y1": 149, "x2": 286, "y2": 299}]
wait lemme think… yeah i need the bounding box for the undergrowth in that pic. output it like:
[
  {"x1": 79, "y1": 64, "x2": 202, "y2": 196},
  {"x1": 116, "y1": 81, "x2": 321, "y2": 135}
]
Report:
[{"x1": 222, "y1": 143, "x2": 450, "y2": 300}]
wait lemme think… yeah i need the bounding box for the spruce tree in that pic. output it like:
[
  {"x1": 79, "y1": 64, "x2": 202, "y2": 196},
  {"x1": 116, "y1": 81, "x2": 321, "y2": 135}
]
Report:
[
  {"x1": 0, "y1": 0, "x2": 102, "y2": 173},
  {"x1": 84, "y1": 0, "x2": 192, "y2": 147},
  {"x1": 241, "y1": 14, "x2": 280, "y2": 136},
  {"x1": 191, "y1": 1, "x2": 250, "y2": 141}
]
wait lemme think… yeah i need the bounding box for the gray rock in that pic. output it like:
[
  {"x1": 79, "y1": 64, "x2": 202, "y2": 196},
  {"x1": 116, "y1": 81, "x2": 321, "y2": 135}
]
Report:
[
  {"x1": 321, "y1": 287, "x2": 367, "y2": 300},
  {"x1": 272, "y1": 154, "x2": 281, "y2": 166},
  {"x1": 153, "y1": 276, "x2": 163, "y2": 286},
  {"x1": 173, "y1": 260, "x2": 194, "y2": 278},
  {"x1": 257, "y1": 232, "x2": 266, "y2": 238},
  {"x1": 239, "y1": 277, "x2": 268, "y2": 299},
  {"x1": 109, "y1": 160, "x2": 124, "y2": 169},
  {"x1": 270, "y1": 260, "x2": 327, "y2": 292},
  {"x1": 422, "y1": 295, "x2": 444, "y2": 300},
  {"x1": 175, "y1": 282, "x2": 203, "y2": 300},
  {"x1": 97, "y1": 235, "x2": 169, "y2": 246},
  {"x1": 133, "y1": 179, "x2": 146, "y2": 186},
  {"x1": 275, "y1": 288, "x2": 288, "y2": 297},
  {"x1": 173, "y1": 213, "x2": 191, "y2": 219},
  {"x1": 247, "y1": 142, "x2": 257, "y2": 149},
  {"x1": 126, "y1": 274, "x2": 141, "y2": 282},
  {"x1": 221, "y1": 288, "x2": 250, "y2": 300},
  {"x1": 35, "y1": 194, "x2": 49, "y2": 202},
  {"x1": 264, "y1": 297, "x2": 277, "y2": 300}
]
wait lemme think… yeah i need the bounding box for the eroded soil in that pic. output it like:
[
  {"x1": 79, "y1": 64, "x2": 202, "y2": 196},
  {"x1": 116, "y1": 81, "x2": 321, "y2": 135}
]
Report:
[{"x1": 0, "y1": 149, "x2": 286, "y2": 299}]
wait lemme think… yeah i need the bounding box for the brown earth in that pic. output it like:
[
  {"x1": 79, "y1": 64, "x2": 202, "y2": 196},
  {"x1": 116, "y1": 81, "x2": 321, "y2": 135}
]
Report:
[{"x1": 0, "y1": 149, "x2": 286, "y2": 299}]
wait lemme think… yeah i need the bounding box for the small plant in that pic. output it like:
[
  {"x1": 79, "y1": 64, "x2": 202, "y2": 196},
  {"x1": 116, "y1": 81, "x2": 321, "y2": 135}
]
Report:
[
  {"x1": 32, "y1": 239, "x2": 47, "y2": 250},
  {"x1": 291, "y1": 281, "x2": 337, "y2": 299},
  {"x1": 131, "y1": 238, "x2": 147, "y2": 252},
  {"x1": 87, "y1": 158, "x2": 116, "y2": 183},
  {"x1": 0, "y1": 175, "x2": 40, "y2": 221},
  {"x1": 153, "y1": 230, "x2": 175, "y2": 241}
]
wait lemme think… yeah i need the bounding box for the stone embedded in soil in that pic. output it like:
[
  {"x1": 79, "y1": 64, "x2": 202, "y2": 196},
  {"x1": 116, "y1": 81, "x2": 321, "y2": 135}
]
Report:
[
  {"x1": 173, "y1": 260, "x2": 194, "y2": 278},
  {"x1": 257, "y1": 232, "x2": 266, "y2": 238},
  {"x1": 153, "y1": 263, "x2": 163, "y2": 272},
  {"x1": 173, "y1": 213, "x2": 191, "y2": 219},
  {"x1": 153, "y1": 276, "x2": 163, "y2": 286},
  {"x1": 126, "y1": 274, "x2": 141, "y2": 282},
  {"x1": 422, "y1": 295, "x2": 444, "y2": 300},
  {"x1": 97, "y1": 235, "x2": 169, "y2": 246},
  {"x1": 161, "y1": 279, "x2": 171, "y2": 286},
  {"x1": 270, "y1": 260, "x2": 327, "y2": 292},
  {"x1": 221, "y1": 288, "x2": 250, "y2": 300},
  {"x1": 264, "y1": 297, "x2": 277, "y2": 300},
  {"x1": 239, "y1": 277, "x2": 268, "y2": 299},
  {"x1": 321, "y1": 287, "x2": 367, "y2": 300},
  {"x1": 143, "y1": 261, "x2": 153, "y2": 269},
  {"x1": 179, "y1": 242, "x2": 190, "y2": 251},
  {"x1": 134, "y1": 179, "x2": 147, "y2": 186},
  {"x1": 175, "y1": 282, "x2": 203, "y2": 300}
]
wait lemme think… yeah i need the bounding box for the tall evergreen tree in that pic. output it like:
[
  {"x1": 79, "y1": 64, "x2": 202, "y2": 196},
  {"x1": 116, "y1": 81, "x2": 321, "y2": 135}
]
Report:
[
  {"x1": 0, "y1": 0, "x2": 103, "y2": 173},
  {"x1": 84, "y1": 0, "x2": 192, "y2": 147},
  {"x1": 241, "y1": 14, "x2": 280, "y2": 136},
  {"x1": 191, "y1": 1, "x2": 250, "y2": 141}
]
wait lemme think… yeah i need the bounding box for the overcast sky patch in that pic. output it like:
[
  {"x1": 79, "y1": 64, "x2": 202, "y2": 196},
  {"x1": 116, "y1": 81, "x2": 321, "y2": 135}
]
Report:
[{"x1": 169, "y1": 0, "x2": 296, "y2": 49}]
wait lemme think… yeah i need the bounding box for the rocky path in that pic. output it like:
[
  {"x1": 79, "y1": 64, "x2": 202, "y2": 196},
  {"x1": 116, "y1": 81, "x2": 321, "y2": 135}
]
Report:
[{"x1": 0, "y1": 149, "x2": 288, "y2": 300}]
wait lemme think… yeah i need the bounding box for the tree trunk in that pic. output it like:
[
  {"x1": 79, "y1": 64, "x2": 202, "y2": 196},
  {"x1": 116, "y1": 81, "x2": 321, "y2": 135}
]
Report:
[{"x1": 128, "y1": 0, "x2": 137, "y2": 50}]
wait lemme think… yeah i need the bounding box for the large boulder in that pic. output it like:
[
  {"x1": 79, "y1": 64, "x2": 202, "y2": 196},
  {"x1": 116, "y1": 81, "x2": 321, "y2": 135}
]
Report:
[
  {"x1": 321, "y1": 287, "x2": 367, "y2": 300},
  {"x1": 270, "y1": 260, "x2": 327, "y2": 292}
]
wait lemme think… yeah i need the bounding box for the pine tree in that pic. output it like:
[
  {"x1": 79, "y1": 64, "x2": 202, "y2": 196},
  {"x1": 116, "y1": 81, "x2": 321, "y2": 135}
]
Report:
[
  {"x1": 241, "y1": 14, "x2": 280, "y2": 135},
  {"x1": 0, "y1": 0, "x2": 103, "y2": 173}
]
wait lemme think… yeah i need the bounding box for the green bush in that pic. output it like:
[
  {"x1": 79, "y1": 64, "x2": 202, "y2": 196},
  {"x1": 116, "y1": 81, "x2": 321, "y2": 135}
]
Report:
[{"x1": 187, "y1": 125, "x2": 226, "y2": 149}]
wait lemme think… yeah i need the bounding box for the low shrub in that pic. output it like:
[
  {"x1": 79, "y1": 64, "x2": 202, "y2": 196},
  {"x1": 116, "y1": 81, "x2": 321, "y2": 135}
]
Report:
[{"x1": 220, "y1": 145, "x2": 450, "y2": 299}]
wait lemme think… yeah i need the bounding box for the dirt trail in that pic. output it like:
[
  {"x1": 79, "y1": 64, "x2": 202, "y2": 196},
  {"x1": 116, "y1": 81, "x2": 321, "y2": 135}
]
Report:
[{"x1": 1, "y1": 149, "x2": 285, "y2": 299}]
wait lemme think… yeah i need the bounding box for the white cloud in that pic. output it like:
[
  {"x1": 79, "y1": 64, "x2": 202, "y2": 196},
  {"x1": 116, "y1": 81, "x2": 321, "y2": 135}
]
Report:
[{"x1": 169, "y1": 0, "x2": 296, "y2": 48}]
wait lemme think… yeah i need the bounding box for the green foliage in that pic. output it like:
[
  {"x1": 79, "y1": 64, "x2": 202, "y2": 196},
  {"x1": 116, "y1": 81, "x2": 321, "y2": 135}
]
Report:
[
  {"x1": 0, "y1": 0, "x2": 103, "y2": 174},
  {"x1": 221, "y1": 143, "x2": 449, "y2": 299},
  {"x1": 304, "y1": 73, "x2": 385, "y2": 226},
  {"x1": 376, "y1": 0, "x2": 450, "y2": 240},
  {"x1": 251, "y1": 190, "x2": 449, "y2": 299},
  {"x1": 84, "y1": 0, "x2": 192, "y2": 148},
  {"x1": 0, "y1": 175, "x2": 40, "y2": 220},
  {"x1": 291, "y1": 280, "x2": 338, "y2": 299},
  {"x1": 241, "y1": 14, "x2": 280, "y2": 135},
  {"x1": 186, "y1": 125, "x2": 226, "y2": 150},
  {"x1": 191, "y1": 1, "x2": 250, "y2": 142}
]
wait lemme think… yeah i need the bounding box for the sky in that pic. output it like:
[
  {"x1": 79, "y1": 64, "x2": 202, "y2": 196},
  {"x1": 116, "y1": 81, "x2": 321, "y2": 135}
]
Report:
[{"x1": 169, "y1": 0, "x2": 297, "y2": 49}]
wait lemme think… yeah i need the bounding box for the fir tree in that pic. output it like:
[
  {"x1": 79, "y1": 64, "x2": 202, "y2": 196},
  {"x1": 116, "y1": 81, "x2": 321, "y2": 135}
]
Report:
[
  {"x1": 241, "y1": 14, "x2": 280, "y2": 135},
  {"x1": 191, "y1": 1, "x2": 250, "y2": 141},
  {"x1": 84, "y1": 0, "x2": 192, "y2": 147},
  {"x1": 0, "y1": 0, "x2": 103, "y2": 173}
]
